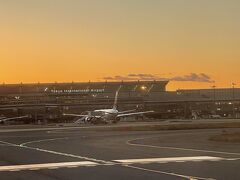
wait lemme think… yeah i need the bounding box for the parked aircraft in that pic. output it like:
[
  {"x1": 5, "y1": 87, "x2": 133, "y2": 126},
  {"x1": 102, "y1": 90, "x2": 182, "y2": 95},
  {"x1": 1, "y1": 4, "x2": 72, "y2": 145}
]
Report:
[
  {"x1": 63, "y1": 86, "x2": 153, "y2": 124},
  {"x1": 0, "y1": 115, "x2": 29, "y2": 124}
]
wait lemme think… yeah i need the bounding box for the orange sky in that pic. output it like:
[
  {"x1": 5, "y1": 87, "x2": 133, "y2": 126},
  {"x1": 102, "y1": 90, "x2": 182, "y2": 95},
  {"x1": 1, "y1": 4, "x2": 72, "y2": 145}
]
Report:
[{"x1": 0, "y1": 1, "x2": 239, "y2": 91}]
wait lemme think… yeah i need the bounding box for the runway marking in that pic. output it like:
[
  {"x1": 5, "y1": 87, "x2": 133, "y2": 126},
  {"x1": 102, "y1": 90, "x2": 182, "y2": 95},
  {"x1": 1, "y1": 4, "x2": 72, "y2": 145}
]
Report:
[
  {"x1": 0, "y1": 140, "x2": 112, "y2": 165},
  {"x1": 22, "y1": 145, "x2": 112, "y2": 164},
  {"x1": 0, "y1": 139, "x2": 238, "y2": 179},
  {"x1": 127, "y1": 137, "x2": 240, "y2": 156},
  {"x1": 0, "y1": 161, "x2": 99, "y2": 172},
  {"x1": 0, "y1": 140, "x2": 19, "y2": 146},
  {"x1": 0, "y1": 144, "x2": 13, "y2": 146},
  {"x1": 19, "y1": 137, "x2": 69, "y2": 146},
  {"x1": 114, "y1": 156, "x2": 223, "y2": 164},
  {"x1": 0, "y1": 156, "x2": 224, "y2": 180},
  {"x1": 124, "y1": 165, "x2": 215, "y2": 180}
]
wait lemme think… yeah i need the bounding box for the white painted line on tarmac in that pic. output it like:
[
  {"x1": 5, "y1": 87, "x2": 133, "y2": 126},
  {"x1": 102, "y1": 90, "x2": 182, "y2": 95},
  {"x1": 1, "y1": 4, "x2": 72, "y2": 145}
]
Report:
[
  {"x1": 114, "y1": 156, "x2": 223, "y2": 164},
  {"x1": 21, "y1": 144, "x2": 112, "y2": 164},
  {"x1": 0, "y1": 140, "x2": 19, "y2": 147},
  {"x1": 124, "y1": 165, "x2": 216, "y2": 180},
  {"x1": 0, "y1": 140, "x2": 112, "y2": 165},
  {"x1": 127, "y1": 137, "x2": 240, "y2": 156},
  {"x1": 0, "y1": 144, "x2": 12, "y2": 147},
  {"x1": 19, "y1": 137, "x2": 69, "y2": 146},
  {"x1": 0, "y1": 161, "x2": 99, "y2": 172},
  {"x1": 0, "y1": 138, "x2": 238, "y2": 179}
]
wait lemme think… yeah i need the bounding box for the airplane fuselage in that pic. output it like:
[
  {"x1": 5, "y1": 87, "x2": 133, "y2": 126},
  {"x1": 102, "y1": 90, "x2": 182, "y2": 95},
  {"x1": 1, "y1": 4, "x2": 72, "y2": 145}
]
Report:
[
  {"x1": 94, "y1": 109, "x2": 119, "y2": 122},
  {"x1": 63, "y1": 85, "x2": 153, "y2": 124}
]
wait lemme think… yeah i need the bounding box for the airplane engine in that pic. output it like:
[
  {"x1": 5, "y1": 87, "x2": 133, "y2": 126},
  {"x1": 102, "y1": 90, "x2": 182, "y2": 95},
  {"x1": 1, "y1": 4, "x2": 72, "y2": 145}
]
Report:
[
  {"x1": 89, "y1": 117, "x2": 104, "y2": 124},
  {"x1": 85, "y1": 116, "x2": 92, "y2": 122}
]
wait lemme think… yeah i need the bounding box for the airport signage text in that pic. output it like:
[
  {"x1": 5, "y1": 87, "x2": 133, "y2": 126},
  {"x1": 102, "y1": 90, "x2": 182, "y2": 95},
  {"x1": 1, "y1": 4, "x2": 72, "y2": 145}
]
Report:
[{"x1": 49, "y1": 89, "x2": 105, "y2": 94}]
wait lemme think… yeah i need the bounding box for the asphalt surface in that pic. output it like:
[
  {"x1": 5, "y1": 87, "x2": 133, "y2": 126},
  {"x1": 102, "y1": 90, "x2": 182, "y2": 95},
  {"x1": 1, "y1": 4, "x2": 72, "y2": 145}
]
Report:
[{"x1": 0, "y1": 124, "x2": 239, "y2": 180}]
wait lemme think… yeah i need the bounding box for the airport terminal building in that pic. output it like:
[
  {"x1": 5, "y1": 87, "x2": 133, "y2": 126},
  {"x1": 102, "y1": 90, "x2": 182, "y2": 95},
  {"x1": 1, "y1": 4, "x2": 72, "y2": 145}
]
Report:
[
  {"x1": 0, "y1": 81, "x2": 168, "y2": 106},
  {"x1": 0, "y1": 81, "x2": 240, "y2": 123}
]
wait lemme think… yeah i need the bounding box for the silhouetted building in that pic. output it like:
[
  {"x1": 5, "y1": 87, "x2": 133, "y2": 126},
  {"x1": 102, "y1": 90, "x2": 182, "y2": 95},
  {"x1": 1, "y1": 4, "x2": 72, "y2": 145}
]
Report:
[{"x1": 0, "y1": 81, "x2": 240, "y2": 122}]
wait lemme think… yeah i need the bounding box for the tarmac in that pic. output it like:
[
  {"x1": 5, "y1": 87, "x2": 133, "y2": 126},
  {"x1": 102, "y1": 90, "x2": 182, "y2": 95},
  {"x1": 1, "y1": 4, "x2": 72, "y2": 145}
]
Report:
[{"x1": 0, "y1": 121, "x2": 239, "y2": 180}]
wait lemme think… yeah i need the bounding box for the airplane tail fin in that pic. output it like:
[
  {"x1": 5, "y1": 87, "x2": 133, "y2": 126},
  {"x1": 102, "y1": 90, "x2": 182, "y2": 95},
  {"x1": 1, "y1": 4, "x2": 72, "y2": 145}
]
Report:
[{"x1": 113, "y1": 85, "x2": 122, "y2": 110}]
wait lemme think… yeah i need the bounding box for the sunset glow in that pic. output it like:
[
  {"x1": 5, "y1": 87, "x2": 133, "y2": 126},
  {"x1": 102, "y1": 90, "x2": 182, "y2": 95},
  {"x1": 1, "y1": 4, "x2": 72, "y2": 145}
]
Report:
[{"x1": 0, "y1": 0, "x2": 239, "y2": 90}]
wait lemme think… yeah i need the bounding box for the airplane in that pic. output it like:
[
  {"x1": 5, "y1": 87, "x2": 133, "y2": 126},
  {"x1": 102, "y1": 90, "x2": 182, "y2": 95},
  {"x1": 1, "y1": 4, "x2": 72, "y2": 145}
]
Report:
[
  {"x1": 0, "y1": 115, "x2": 29, "y2": 124},
  {"x1": 63, "y1": 86, "x2": 154, "y2": 124}
]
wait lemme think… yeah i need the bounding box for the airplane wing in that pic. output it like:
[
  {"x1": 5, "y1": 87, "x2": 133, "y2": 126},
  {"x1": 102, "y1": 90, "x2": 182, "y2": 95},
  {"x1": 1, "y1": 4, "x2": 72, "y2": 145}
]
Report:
[
  {"x1": 63, "y1": 113, "x2": 101, "y2": 118},
  {"x1": 118, "y1": 109, "x2": 137, "y2": 114},
  {"x1": 63, "y1": 113, "x2": 88, "y2": 117},
  {"x1": 117, "y1": 111, "x2": 154, "y2": 118},
  {"x1": 0, "y1": 115, "x2": 29, "y2": 122}
]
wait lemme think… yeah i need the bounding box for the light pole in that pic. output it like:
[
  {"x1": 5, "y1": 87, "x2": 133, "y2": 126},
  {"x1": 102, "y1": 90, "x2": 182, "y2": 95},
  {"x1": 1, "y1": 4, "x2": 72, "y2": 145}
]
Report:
[
  {"x1": 212, "y1": 85, "x2": 216, "y2": 113},
  {"x1": 212, "y1": 85, "x2": 216, "y2": 101},
  {"x1": 232, "y1": 83, "x2": 236, "y2": 118}
]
